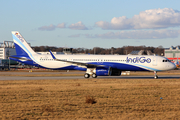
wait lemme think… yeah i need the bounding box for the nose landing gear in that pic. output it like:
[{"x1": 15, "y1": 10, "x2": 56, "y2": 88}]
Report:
[{"x1": 154, "y1": 71, "x2": 158, "y2": 79}]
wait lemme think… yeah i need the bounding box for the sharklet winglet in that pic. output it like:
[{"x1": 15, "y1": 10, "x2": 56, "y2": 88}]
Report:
[{"x1": 49, "y1": 50, "x2": 56, "y2": 59}]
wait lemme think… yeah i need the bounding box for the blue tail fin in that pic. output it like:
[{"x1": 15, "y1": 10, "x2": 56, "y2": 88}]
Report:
[{"x1": 12, "y1": 31, "x2": 37, "y2": 57}]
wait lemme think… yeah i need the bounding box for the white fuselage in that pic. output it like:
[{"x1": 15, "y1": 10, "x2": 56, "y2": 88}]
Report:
[{"x1": 31, "y1": 54, "x2": 175, "y2": 71}]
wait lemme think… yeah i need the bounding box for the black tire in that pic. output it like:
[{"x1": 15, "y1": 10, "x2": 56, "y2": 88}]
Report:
[
  {"x1": 84, "y1": 73, "x2": 90, "y2": 78},
  {"x1": 154, "y1": 75, "x2": 158, "y2": 79},
  {"x1": 92, "y1": 73, "x2": 97, "y2": 78}
]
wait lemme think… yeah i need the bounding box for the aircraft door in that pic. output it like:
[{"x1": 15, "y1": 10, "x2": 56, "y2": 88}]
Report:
[{"x1": 152, "y1": 56, "x2": 157, "y2": 66}]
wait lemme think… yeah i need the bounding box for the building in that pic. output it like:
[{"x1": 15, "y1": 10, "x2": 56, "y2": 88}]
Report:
[
  {"x1": 164, "y1": 46, "x2": 180, "y2": 67},
  {"x1": 0, "y1": 41, "x2": 16, "y2": 59},
  {"x1": 164, "y1": 46, "x2": 180, "y2": 58},
  {"x1": 63, "y1": 48, "x2": 73, "y2": 54},
  {"x1": 0, "y1": 41, "x2": 17, "y2": 69}
]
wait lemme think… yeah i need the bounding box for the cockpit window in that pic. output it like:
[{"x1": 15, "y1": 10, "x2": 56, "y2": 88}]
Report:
[{"x1": 162, "y1": 60, "x2": 171, "y2": 62}]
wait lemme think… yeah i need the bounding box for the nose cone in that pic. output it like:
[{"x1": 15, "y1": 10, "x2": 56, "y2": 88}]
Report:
[{"x1": 170, "y1": 62, "x2": 176, "y2": 70}]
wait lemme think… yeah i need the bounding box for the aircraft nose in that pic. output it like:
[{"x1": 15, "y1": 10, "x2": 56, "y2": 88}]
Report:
[{"x1": 170, "y1": 62, "x2": 176, "y2": 70}]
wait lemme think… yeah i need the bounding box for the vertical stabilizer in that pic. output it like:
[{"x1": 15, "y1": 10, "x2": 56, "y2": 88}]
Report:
[{"x1": 12, "y1": 31, "x2": 37, "y2": 56}]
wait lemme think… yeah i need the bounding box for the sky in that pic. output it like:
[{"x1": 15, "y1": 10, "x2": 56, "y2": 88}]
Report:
[{"x1": 0, "y1": 0, "x2": 180, "y2": 49}]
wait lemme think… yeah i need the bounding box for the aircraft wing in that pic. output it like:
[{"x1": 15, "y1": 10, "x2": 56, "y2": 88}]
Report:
[
  {"x1": 49, "y1": 50, "x2": 105, "y2": 68},
  {"x1": 53, "y1": 58, "x2": 105, "y2": 68}
]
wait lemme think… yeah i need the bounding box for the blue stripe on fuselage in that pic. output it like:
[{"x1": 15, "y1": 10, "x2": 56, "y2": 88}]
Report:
[{"x1": 87, "y1": 62, "x2": 159, "y2": 71}]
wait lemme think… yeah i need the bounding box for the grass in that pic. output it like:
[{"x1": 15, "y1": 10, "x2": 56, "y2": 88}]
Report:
[
  {"x1": 1, "y1": 78, "x2": 180, "y2": 119},
  {"x1": 85, "y1": 96, "x2": 96, "y2": 104}
]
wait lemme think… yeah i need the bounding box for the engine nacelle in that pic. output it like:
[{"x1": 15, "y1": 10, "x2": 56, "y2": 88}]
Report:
[
  {"x1": 95, "y1": 67, "x2": 121, "y2": 76},
  {"x1": 96, "y1": 68, "x2": 109, "y2": 76}
]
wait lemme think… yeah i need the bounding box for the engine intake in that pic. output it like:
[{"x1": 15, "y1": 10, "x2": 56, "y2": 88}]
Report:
[{"x1": 110, "y1": 68, "x2": 122, "y2": 76}]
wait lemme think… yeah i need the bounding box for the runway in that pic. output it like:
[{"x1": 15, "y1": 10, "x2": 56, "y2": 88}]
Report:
[
  {"x1": 0, "y1": 75, "x2": 180, "y2": 81},
  {"x1": 0, "y1": 71, "x2": 180, "y2": 80}
]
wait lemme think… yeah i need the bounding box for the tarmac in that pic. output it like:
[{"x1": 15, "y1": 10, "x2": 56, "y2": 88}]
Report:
[{"x1": 0, "y1": 71, "x2": 180, "y2": 80}]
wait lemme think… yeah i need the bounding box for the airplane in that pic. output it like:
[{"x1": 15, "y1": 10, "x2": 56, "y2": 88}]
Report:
[{"x1": 9, "y1": 31, "x2": 176, "y2": 79}]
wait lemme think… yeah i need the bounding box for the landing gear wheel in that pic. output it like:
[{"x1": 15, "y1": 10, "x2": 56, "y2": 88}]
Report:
[
  {"x1": 154, "y1": 75, "x2": 158, "y2": 79},
  {"x1": 84, "y1": 73, "x2": 90, "y2": 78},
  {"x1": 154, "y1": 71, "x2": 158, "y2": 79},
  {"x1": 92, "y1": 73, "x2": 97, "y2": 78}
]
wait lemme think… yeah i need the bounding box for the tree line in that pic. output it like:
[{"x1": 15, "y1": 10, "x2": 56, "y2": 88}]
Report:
[{"x1": 32, "y1": 45, "x2": 164, "y2": 55}]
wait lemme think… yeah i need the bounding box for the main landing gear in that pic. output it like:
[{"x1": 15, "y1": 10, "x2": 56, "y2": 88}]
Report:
[
  {"x1": 154, "y1": 71, "x2": 158, "y2": 79},
  {"x1": 84, "y1": 73, "x2": 90, "y2": 78},
  {"x1": 92, "y1": 73, "x2": 97, "y2": 78},
  {"x1": 84, "y1": 68, "x2": 97, "y2": 78},
  {"x1": 84, "y1": 73, "x2": 97, "y2": 78}
]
